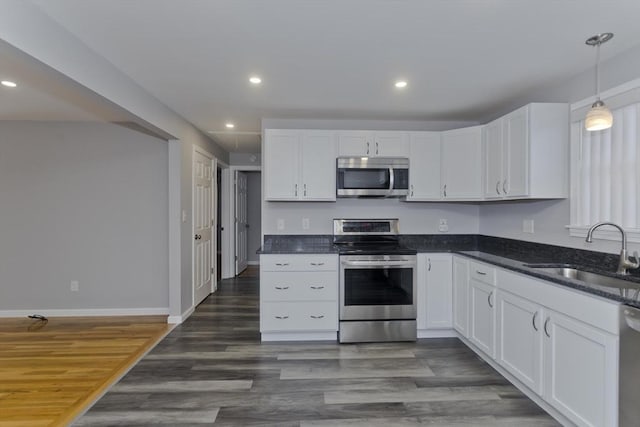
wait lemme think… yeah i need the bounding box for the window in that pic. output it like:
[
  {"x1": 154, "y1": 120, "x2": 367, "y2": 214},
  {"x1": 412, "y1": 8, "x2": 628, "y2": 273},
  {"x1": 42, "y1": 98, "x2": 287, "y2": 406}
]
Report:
[{"x1": 570, "y1": 100, "x2": 640, "y2": 241}]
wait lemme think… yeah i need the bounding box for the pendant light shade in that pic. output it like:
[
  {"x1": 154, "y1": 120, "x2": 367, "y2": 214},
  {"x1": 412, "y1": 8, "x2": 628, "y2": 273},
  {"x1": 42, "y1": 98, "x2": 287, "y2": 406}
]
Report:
[
  {"x1": 585, "y1": 100, "x2": 613, "y2": 131},
  {"x1": 585, "y1": 33, "x2": 614, "y2": 132}
]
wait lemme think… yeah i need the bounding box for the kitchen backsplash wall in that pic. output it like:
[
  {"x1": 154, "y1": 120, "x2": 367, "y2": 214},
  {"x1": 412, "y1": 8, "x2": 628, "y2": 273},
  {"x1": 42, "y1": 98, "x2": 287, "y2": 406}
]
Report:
[{"x1": 263, "y1": 198, "x2": 480, "y2": 235}]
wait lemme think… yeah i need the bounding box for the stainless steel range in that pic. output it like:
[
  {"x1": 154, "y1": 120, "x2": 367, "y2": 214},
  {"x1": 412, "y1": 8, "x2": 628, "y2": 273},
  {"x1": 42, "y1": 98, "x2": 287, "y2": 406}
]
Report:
[{"x1": 333, "y1": 218, "x2": 417, "y2": 343}]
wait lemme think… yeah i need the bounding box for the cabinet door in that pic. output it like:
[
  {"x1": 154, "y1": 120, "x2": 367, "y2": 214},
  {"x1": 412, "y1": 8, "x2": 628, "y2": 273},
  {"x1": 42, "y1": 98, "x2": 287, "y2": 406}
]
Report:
[
  {"x1": 441, "y1": 126, "x2": 483, "y2": 199},
  {"x1": 544, "y1": 311, "x2": 618, "y2": 427},
  {"x1": 469, "y1": 278, "x2": 496, "y2": 358},
  {"x1": 452, "y1": 256, "x2": 469, "y2": 337},
  {"x1": 374, "y1": 131, "x2": 409, "y2": 157},
  {"x1": 425, "y1": 254, "x2": 453, "y2": 329},
  {"x1": 264, "y1": 130, "x2": 300, "y2": 200},
  {"x1": 301, "y1": 131, "x2": 336, "y2": 201},
  {"x1": 496, "y1": 291, "x2": 543, "y2": 395},
  {"x1": 505, "y1": 107, "x2": 529, "y2": 197},
  {"x1": 408, "y1": 132, "x2": 441, "y2": 200},
  {"x1": 484, "y1": 119, "x2": 504, "y2": 199},
  {"x1": 337, "y1": 131, "x2": 372, "y2": 157}
]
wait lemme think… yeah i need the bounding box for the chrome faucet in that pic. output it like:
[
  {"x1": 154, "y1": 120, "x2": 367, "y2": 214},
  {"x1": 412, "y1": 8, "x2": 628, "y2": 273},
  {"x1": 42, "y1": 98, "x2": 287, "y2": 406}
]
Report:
[{"x1": 585, "y1": 222, "x2": 640, "y2": 275}]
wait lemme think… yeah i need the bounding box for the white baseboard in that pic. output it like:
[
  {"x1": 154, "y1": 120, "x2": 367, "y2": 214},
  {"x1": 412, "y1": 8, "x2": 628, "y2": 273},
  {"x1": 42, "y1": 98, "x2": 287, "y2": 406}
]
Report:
[
  {"x1": 417, "y1": 329, "x2": 457, "y2": 338},
  {"x1": 247, "y1": 261, "x2": 260, "y2": 266},
  {"x1": 0, "y1": 307, "x2": 169, "y2": 318},
  {"x1": 167, "y1": 305, "x2": 195, "y2": 324}
]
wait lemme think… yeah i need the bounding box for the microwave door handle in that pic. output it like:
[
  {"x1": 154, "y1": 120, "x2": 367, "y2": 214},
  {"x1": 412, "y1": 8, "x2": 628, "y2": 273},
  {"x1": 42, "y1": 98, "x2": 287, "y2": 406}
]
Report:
[{"x1": 388, "y1": 168, "x2": 394, "y2": 197}]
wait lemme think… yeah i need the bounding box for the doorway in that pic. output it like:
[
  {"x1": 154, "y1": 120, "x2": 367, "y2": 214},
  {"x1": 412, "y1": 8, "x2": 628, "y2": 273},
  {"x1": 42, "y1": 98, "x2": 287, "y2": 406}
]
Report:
[{"x1": 220, "y1": 166, "x2": 261, "y2": 279}]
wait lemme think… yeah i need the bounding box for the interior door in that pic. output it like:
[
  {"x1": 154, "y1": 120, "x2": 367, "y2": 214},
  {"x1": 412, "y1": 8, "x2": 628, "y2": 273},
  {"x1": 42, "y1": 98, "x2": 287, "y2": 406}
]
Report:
[
  {"x1": 235, "y1": 171, "x2": 248, "y2": 275},
  {"x1": 193, "y1": 150, "x2": 213, "y2": 306}
]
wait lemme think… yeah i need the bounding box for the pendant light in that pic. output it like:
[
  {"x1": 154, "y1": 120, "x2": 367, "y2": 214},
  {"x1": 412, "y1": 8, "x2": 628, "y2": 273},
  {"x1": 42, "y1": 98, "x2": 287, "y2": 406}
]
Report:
[{"x1": 585, "y1": 33, "x2": 614, "y2": 131}]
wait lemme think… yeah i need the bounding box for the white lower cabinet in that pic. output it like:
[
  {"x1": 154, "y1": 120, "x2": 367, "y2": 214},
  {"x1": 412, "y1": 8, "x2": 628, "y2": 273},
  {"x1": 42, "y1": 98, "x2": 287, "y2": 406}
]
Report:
[
  {"x1": 489, "y1": 267, "x2": 620, "y2": 427},
  {"x1": 543, "y1": 310, "x2": 618, "y2": 427},
  {"x1": 496, "y1": 290, "x2": 543, "y2": 395},
  {"x1": 469, "y1": 278, "x2": 496, "y2": 358},
  {"x1": 452, "y1": 256, "x2": 469, "y2": 337},
  {"x1": 260, "y1": 254, "x2": 338, "y2": 340},
  {"x1": 417, "y1": 254, "x2": 454, "y2": 336}
]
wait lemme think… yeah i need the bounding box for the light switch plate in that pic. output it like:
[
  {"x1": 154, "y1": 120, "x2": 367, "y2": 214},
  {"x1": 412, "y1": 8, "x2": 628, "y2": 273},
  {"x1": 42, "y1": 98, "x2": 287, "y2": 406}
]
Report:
[{"x1": 302, "y1": 218, "x2": 310, "y2": 230}]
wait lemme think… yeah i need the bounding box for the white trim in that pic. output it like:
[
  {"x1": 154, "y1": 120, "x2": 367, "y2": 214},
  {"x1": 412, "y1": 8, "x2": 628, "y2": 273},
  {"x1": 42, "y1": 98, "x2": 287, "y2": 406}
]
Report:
[
  {"x1": 0, "y1": 307, "x2": 170, "y2": 318},
  {"x1": 247, "y1": 261, "x2": 260, "y2": 266},
  {"x1": 168, "y1": 140, "x2": 182, "y2": 319},
  {"x1": 571, "y1": 77, "x2": 640, "y2": 110},
  {"x1": 167, "y1": 305, "x2": 196, "y2": 324},
  {"x1": 417, "y1": 329, "x2": 457, "y2": 338},
  {"x1": 260, "y1": 331, "x2": 337, "y2": 341}
]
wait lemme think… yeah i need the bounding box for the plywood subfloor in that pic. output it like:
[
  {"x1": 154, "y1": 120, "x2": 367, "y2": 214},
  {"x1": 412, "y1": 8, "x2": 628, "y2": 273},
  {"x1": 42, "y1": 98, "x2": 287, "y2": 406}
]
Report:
[{"x1": 0, "y1": 315, "x2": 170, "y2": 427}]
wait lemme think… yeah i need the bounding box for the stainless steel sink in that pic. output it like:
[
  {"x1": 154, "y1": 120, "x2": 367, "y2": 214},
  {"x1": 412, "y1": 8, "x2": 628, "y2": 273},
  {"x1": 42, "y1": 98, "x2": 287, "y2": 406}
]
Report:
[{"x1": 524, "y1": 264, "x2": 640, "y2": 299}]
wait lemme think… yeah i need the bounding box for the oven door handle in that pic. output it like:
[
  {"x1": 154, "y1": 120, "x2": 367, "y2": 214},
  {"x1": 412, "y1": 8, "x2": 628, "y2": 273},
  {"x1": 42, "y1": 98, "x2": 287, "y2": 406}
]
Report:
[{"x1": 341, "y1": 259, "x2": 415, "y2": 267}]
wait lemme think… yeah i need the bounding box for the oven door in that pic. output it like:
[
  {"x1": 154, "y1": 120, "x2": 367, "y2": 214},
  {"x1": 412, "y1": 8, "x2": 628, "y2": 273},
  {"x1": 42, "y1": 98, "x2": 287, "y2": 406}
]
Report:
[{"x1": 339, "y1": 255, "x2": 417, "y2": 321}]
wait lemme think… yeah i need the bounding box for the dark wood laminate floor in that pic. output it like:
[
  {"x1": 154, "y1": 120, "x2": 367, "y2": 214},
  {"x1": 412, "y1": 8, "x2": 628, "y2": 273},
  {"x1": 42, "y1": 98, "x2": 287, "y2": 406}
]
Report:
[{"x1": 73, "y1": 275, "x2": 560, "y2": 426}]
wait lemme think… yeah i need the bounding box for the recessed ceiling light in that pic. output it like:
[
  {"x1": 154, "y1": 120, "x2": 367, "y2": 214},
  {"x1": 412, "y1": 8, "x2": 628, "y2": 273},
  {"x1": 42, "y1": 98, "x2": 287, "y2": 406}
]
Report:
[
  {"x1": 395, "y1": 80, "x2": 408, "y2": 89},
  {"x1": 249, "y1": 76, "x2": 262, "y2": 84},
  {"x1": 225, "y1": 123, "x2": 235, "y2": 129},
  {"x1": 1, "y1": 80, "x2": 17, "y2": 88}
]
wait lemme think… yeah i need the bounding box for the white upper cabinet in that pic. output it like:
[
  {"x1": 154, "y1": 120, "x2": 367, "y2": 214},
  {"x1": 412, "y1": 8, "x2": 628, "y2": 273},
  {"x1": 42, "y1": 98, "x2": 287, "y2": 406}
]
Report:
[
  {"x1": 264, "y1": 129, "x2": 336, "y2": 201},
  {"x1": 337, "y1": 130, "x2": 409, "y2": 157},
  {"x1": 441, "y1": 125, "x2": 483, "y2": 200},
  {"x1": 407, "y1": 132, "x2": 441, "y2": 200},
  {"x1": 483, "y1": 103, "x2": 569, "y2": 200}
]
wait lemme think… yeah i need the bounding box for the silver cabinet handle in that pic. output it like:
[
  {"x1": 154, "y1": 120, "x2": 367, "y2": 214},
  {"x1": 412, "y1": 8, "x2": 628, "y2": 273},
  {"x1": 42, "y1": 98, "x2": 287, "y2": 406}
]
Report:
[
  {"x1": 275, "y1": 263, "x2": 290, "y2": 266},
  {"x1": 532, "y1": 311, "x2": 538, "y2": 331},
  {"x1": 496, "y1": 180, "x2": 500, "y2": 195},
  {"x1": 310, "y1": 262, "x2": 325, "y2": 266},
  {"x1": 366, "y1": 141, "x2": 370, "y2": 155},
  {"x1": 375, "y1": 142, "x2": 379, "y2": 155},
  {"x1": 428, "y1": 259, "x2": 431, "y2": 271},
  {"x1": 275, "y1": 316, "x2": 289, "y2": 319},
  {"x1": 295, "y1": 183, "x2": 298, "y2": 196},
  {"x1": 476, "y1": 270, "x2": 487, "y2": 275},
  {"x1": 502, "y1": 179, "x2": 508, "y2": 195},
  {"x1": 410, "y1": 184, "x2": 414, "y2": 197},
  {"x1": 544, "y1": 317, "x2": 551, "y2": 337},
  {"x1": 304, "y1": 183, "x2": 307, "y2": 197},
  {"x1": 310, "y1": 286, "x2": 324, "y2": 290},
  {"x1": 310, "y1": 315, "x2": 325, "y2": 319},
  {"x1": 274, "y1": 286, "x2": 289, "y2": 290},
  {"x1": 443, "y1": 184, "x2": 447, "y2": 197},
  {"x1": 487, "y1": 291, "x2": 494, "y2": 308}
]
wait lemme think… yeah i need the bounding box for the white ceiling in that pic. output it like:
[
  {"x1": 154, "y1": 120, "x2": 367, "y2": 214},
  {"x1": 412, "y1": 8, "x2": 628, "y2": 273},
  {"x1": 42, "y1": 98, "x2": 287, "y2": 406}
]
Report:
[{"x1": 9, "y1": 1, "x2": 640, "y2": 153}]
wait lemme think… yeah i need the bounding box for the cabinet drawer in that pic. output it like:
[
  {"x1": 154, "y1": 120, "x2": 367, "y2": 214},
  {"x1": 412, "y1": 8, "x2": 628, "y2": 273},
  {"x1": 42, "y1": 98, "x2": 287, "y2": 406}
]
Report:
[
  {"x1": 261, "y1": 301, "x2": 338, "y2": 332},
  {"x1": 261, "y1": 254, "x2": 338, "y2": 272},
  {"x1": 469, "y1": 260, "x2": 496, "y2": 284},
  {"x1": 261, "y1": 271, "x2": 337, "y2": 301}
]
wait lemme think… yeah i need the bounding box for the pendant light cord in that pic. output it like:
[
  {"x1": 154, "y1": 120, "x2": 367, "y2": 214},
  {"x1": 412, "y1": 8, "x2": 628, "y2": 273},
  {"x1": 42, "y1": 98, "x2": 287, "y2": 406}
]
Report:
[{"x1": 595, "y1": 41, "x2": 601, "y2": 101}]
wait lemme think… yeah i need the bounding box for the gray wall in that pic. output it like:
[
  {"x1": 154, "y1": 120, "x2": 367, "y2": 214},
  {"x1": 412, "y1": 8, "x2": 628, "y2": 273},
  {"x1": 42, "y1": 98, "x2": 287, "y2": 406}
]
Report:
[
  {"x1": 229, "y1": 152, "x2": 260, "y2": 167},
  {"x1": 0, "y1": 121, "x2": 169, "y2": 311},
  {"x1": 247, "y1": 172, "x2": 262, "y2": 263}
]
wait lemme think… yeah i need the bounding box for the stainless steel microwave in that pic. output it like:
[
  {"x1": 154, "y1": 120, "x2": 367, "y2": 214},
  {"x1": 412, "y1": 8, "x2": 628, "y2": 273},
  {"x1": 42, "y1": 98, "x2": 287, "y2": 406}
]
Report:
[{"x1": 336, "y1": 157, "x2": 409, "y2": 198}]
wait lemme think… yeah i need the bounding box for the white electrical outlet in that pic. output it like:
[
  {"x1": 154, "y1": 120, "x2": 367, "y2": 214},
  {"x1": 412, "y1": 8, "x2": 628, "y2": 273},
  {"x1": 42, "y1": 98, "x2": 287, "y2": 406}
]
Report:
[
  {"x1": 523, "y1": 219, "x2": 535, "y2": 234},
  {"x1": 438, "y1": 218, "x2": 449, "y2": 233},
  {"x1": 302, "y1": 218, "x2": 310, "y2": 230},
  {"x1": 277, "y1": 219, "x2": 285, "y2": 231},
  {"x1": 70, "y1": 280, "x2": 79, "y2": 292}
]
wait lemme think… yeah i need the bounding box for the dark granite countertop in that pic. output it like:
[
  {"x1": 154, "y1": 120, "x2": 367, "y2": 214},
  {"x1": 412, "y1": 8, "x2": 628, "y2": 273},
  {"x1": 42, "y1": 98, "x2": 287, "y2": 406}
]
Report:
[
  {"x1": 258, "y1": 233, "x2": 640, "y2": 309},
  {"x1": 257, "y1": 235, "x2": 338, "y2": 254},
  {"x1": 455, "y1": 250, "x2": 640, "y2": 309}
]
